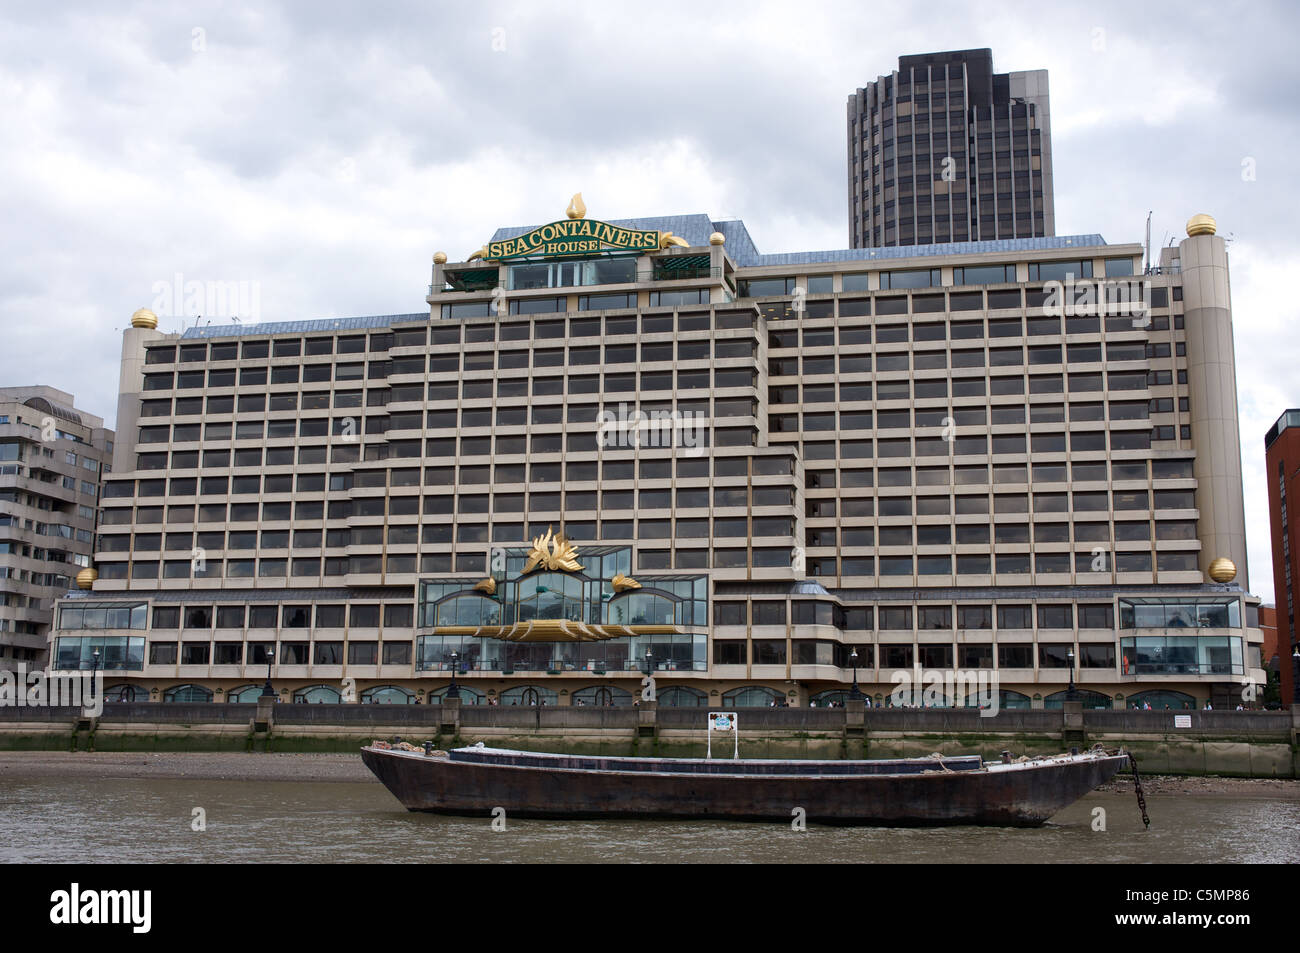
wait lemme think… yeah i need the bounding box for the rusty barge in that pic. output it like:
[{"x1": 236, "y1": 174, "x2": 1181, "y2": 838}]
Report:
[{"x1": 361, "y1": 744, "x2": 1130, "y2": 827}]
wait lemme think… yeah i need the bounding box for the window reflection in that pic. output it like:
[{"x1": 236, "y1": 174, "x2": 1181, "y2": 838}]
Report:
[{"x1": 1119, "y1": 636, "x2": 1242, "y2": 675}]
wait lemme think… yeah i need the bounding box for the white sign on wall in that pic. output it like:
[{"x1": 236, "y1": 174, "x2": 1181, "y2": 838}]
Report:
[{"x1": 707, "y1": 711, "x2": 739, "y2": 759}]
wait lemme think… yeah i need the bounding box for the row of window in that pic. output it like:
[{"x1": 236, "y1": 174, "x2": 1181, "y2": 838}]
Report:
[
  {"x1": 780, "y1": 403, "x2": 1188, "y2": 431},
  {"x1": 101, "y1": 491, "x2": 1198, "y2": 530},
  {"x1": 133, "y1": 424, "x2": 1183, "y2": 471},
  {"x1": 432, "y1": 310, "x2": 727, "y2": 335},
  {"x1": 791, "y1": 553, "x2": 1190, "y2": 577},
  {"x1": 152, "y1": 603, "x2": 411, "y2": 630},
  {"x1": 100, "y1": 486, "x2": 799, "y2": 525},
  {"x1": 714, "y1": 601, "x2": 1118, "y2": 630},
  {"x1": 146, "y1": 337, "x2": 762, "y2": 385},
  {"x1": 741, "y1": 260, "x2": 1138, "y2": 296},
  {"x1": 712, "y1": 641, "x2": 1117, "y2": 669},
  {"x1": 781, "y1": 432, "x2": 1178, "y2": 457},
  {"x1": 804, "y1": 489, "x2": 1195, "y2": 516},
  {"x1": 88, "y1": 548, "x2": 1205, "y2": 581},
  {"x1": 145, "y1": 640, "x2": 412, "y2": 666},
  {"x1": 107, "y1": 454, "x2": 1192, "y2": 504},
  {"x1": 135, "y1": 368, "x2": 1186, "y2": 416},
  {"x1": 93, "y1": 553, "x2": 487, "y2": 579},
  {"x1": 769, "y1": 342, "x2": 1182, "y2": 374},
  {"x1": 804, "y1": 521, "x2": 1197, "y2": 545},
  {"x1": 136, "y1": 400, "x2": 1193, "y2": 449},
  {"x1": 439, "y1": 288, "x2": 712, "y2": 320},
  {"x1": 760, "y1": 301, "x2": 1177, "y2": 327},
  {"x1": 145, "y1": 334, "x2": 396, "y2": 365},
  {"x1": 771, "y1": 372, "x2": 1180, "y2": 404},
  {"x1": 140, "y1": 392, "x2": 378, "y2": 414},
  {"x1": 144, "y1": 278, "x2": 1181, "y2": 371},
  {"x1": 102, "y1": 454, "x2": 795, "y2": 500}
]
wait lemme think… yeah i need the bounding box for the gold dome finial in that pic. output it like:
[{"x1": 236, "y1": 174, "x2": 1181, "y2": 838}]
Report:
[
  {"x1": 1186, "y1": 213, "x2": 1217, "y2": 237},
  {"x1": 1207, "y1": 557, "x2": 1237, "y2": 583},
  {"x1": 709, "y1": 231, "x2": 726, "y2": 245},
  {"x1": 131, "y1": 308, "x2": 158, "y2": 329},
  {"x1": 76, "y1": 567, "x2": 98, "y2": 590},
  {"x1": 433, "y1": 251, "x2": 447, "y2": 265},
  {"x1": 566, "y1": 193, "x2": 586, "y2": 220}
]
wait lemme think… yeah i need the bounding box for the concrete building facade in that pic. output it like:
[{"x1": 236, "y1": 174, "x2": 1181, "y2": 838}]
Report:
[
  {"x1": 0, "y1": 386, "x2": 112, "y2": 670},
  {"x1": 848, "y1": 48, "x2": 1054, "y2": 248},
  {"x1": 50, "y1": 204, "x2": 1264, "y2": 710}
]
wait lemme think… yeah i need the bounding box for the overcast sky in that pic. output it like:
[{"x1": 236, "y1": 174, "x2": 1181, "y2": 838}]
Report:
[{"x1": 2, "y1": 0, "x2": 1297, "y2": 600}]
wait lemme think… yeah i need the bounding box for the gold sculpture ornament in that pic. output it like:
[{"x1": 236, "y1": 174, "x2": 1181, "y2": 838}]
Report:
[
  {"x1": 473, "y1": 577, "x2": 497, "y2": 596},
  {"x1": 522, "y1": 525, "x2": 584, "y2": 574},
  {"x1": 466, "y1": 246, "x2": 489, "y2": 261},
  {"x1": 611, "y1": 573, "x2": 641, "y2": 593},
  {"x1": 1207, "y1": 557, "x2": 1237, "y2": 583},
  {"x1": 566, "y1": 193, "x2": 587, "y2": 219},
  {"x1": 1186, "y1": 213, "x2": 1217, "y2": 237},
  {"x1": 658, "y1": 231, "x2": 690, "y2": 248},
  {"x1": 709, "y1": 231, "x2": 726, "y2": 245},
  {"x1": 131, "y1": 308, "x2": 159, "y2": 329},
  {"x1": 433, "y1": 251, "x2": 447, "y2": 264},
  {"x1": 75, "y1": 567, "x2": 98, "y2": 590}
]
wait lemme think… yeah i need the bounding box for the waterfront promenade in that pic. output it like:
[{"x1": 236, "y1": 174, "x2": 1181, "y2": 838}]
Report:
[{"x1": 2, "y1": 701, "x2": 1296, "y2": 777}]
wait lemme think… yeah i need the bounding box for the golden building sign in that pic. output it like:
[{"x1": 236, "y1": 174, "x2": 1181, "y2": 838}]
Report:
[
  {"x1": 467, "y1": 193, "x2": 689, "y2": 261},
  {"x1": 487, "y1": 218, "x2": 661, "y2": 261}
]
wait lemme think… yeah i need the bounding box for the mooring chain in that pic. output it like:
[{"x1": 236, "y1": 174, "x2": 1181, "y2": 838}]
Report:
[{"x1": 1126, "y1": 751, "x2": 1151, "y2": 829}]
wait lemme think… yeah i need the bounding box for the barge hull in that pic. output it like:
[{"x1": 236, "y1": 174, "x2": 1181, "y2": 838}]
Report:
[{"x1": 361, "y1": 748, "x2": 1127, "y2": 827}]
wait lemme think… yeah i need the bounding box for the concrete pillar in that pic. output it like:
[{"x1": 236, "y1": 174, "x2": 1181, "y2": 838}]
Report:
[
  {"x1": 845, "y1": 698, "x2": 865, "y2": 737},
  {"x1": 1178, "y1": 216, "x2": 1249, "y2": 590},
  {"x1": 439, "y1": 696, "x2": 461, "y2": 736},
  {"x1": 255, "y1": 694, "x2": 276, "y2": 731},
  {"x1": 113, "y1": 324, "x2": 169, "y2": 476},
  {"x1": 637, "y1": 699, "x2": 657, "y2": 738}
]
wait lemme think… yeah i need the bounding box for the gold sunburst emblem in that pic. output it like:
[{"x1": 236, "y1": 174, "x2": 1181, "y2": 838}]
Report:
[{"x1": 522, "y1": 525, "x2": 584, "y2": 574}]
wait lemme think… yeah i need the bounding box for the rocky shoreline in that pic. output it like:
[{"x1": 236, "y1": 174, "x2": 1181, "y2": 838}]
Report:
[
  {"x1": 1097, "y1": 773, "x2": 1300, "y2": 799},
  {"x1": 1, "y1": 751, "x2": 1297, "y2": 794}
]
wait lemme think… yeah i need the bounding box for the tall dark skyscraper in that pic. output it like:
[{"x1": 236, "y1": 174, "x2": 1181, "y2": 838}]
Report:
[{"x1": 847, "y1": 49, "x2": 1055, "y2": 248}]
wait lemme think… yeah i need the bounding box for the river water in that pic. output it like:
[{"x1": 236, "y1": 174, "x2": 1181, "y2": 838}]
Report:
[{"x1": 3, "y1": 775, "x2": 1297, "y2": 863}]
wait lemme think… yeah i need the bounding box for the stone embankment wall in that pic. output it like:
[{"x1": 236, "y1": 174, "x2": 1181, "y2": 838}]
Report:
[{"x1": 1, "y1": 701, "x2": 1296, "y2": 777}]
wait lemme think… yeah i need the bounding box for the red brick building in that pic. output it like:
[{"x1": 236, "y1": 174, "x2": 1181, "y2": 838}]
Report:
[{"x1": 1264, "y1": 410, "x2": 1300, "y2": 706}]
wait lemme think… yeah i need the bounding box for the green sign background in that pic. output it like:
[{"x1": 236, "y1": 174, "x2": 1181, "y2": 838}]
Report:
[{"x1": 487, "y1": 219, "x2": 659, "y2": 260}]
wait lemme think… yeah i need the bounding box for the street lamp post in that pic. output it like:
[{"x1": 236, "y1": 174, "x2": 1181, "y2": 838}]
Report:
[
  {"x1": 90, "y1": 648, "x2": 100, "y2": 683},
  {"x1": 1066, "y1": 649, "x2": 1078, "y2": 702},
  {"x1": 849, "y1": 648, "x2": 863, "y2": 701},
  {"x1": 644, "y1": 649, "x2": 654, "y2": 677},
  {"x1": 448, "y1": 651, "x2": 460, "y2": 702},
  {"x1": 260, "y1": 645, "x2": 275, "y2": 698}
]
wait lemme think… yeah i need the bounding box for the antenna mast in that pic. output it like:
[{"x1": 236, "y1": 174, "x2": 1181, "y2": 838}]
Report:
[{"x1": 1143, "y1": 211, "x2": 1152, "y2": 274}]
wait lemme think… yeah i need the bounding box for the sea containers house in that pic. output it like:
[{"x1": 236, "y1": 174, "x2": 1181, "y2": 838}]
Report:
[{"x1": 50, "y1": 198, "x2": 1266, "y2": 710}]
